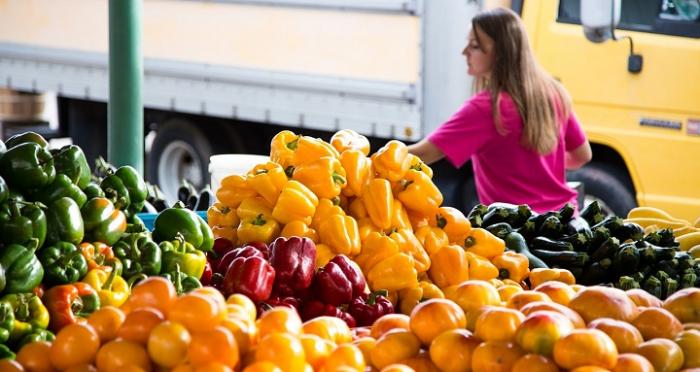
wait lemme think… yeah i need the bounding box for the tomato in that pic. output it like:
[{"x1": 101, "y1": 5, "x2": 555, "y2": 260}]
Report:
[
  {"x1": 64, "y1": 365, "x2": 98, "y2": 372},
  {"x1": 370, "y1": 314, "x2": 410, "y2": 339},
  {"x1": 519, "y1": 301, "x2": 586, "y2": 329},
  {"x1": 675, "y1": 329, "x2": 700, "y2": 368},
  {"x1": 428, "y1": 328, "x2": 480, "y2": 371},
  {"x1": 611, "y1": 353, "x2": 655, "y2": 372},
  {"x1": 302, "y1": 316, "x2": 352, "y2": 344},
  {"x1": 169, "y1": 293, "x2": 226, "y2": 333},
  {"x1": 511, "y1": 353, "x2": 559, "y2": 372},
  {"x1": 49, "y1": 323, "x2": 101, "y2": 370},
  {"x1": 255, "y1": 307, "x2": 302, "y2": 339},
  {"x1": 255, "y1": 333, "x2": 305, "y2": 372},
  {"x1": 0, "y1": 359, "x2": 24, "y2": 372},
  {"x1": 123, "y1": 276, "x2": 176, "y2": 316},
  {"x1": 498, "y1": 284, "x2": 524, "y2": 303},
  {"x1": 379, "y1": 364, "x2": 414, "y2": 372},
  {"x1": 192, "y1": 287, "x2": 228, "y2": 317},
  {"x1": 147, "y1": 320, "x2": 191, "y2": 368},
  {"x1": 399, "y1": 354, "x2": 440, "y2": 372},
  {"x1": 221, "y1": 316, "x2": 257, "y2": 355},
  {"x1": 243, "y1": 361, "x2": 283, "y2": 372},
  {"x1": 533, "y1": 281, "x2": 576, "y2": 306},
  {"x1": 227, "y1": 293, "x2": 257, "y2": 320},
  {"x1": 194, "y1": 362, "x2": 234, "y2": 372},
  {"x1": 370, "y1": 330, "x2": 421, "y2": 370},
  {"x1": 663, "y1": 288, "x2": 700, "y2": 323},
  {"x1": 515, "y1": 310, "x2": 575, "y2": 356},
  {"x1": 118, "y1": 307, "x2": 165, "y2": 345},
  {"x1": 322, "y1": 344, "x2": 365, "y2": 372},
  {"x1": 631, "y1": 307, "x2": 683, "y2": 340},
  {"x1": 475, "y1": 306, "x2": 525, "y2": 342},
  {"x1": 409, "y1": 299, "x2": 466, "y2": 345},
  {"x1": 506, "y1": 291, "x2": 552, "y2": 310},
  {"x1": 636, "y1": 338, "x2": 685, "y2": 372},
  {"x1": 299, "y1": 334, "x2": 334, "y2": 370},
  {"x1": 553, "y1": 329, "x2": 618, "y2": 370},
  {"x1": 588, "y1": 318, "x2": 644, "y2": 353},
  {"x1": 626, "y1": 289, "x2": 663, "y2": 308},
  {"x1": 352, "y1": 337, "x2": 377, "y2": 364},
  {"x1": 187, "y1": 326, "x2": 239, "y2": 368},
  {"x1": 95, "y1": 339, "x2": 151, "y2": 372},
  {"x1": 16, "y1": 341, "x2": 54, "y2": 372},
  {"x1": 443, "y1": 281, "x2": 500, "y2": 330},
  {"x1": 87, "y1": 306, "x2": 126, "y2": 343},
  {"x1": 569, "y1": 286, "x2": 639, "y2": 323},
  {"x1": 471, "y1": 341, "x2": 525, "y2": 372}
]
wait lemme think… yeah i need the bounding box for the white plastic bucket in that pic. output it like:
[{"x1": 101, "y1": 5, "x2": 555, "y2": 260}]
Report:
[{"x1": 209, "y1": 154, "x2": 270, "y2": 194}]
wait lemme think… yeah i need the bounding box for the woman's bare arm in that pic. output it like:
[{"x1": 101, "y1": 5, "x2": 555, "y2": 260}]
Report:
[
  {"x1": 407, "y1": 138, "x2": 445, "y2": 165},
  {"x1": 566, "y1": 140, "x2": 593, "y2": 170}
]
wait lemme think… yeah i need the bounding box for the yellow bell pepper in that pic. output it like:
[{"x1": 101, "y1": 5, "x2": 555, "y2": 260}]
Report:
[
  {"x1": 292, "y1": 136, "x2": 339, "y2": 166},
  {"x1": 339, "y1": 150, "x2": 373, "y2": 198},
  {"x1": 492, "y1": 251, "x2": 530, "y2": 283},
  {"x1": 463, "y1": 228, "x2": 506, "y2": 259},
  {"x1": 398, "y1": 281, "x2": 444, "y2": 315},
  {"x1": 390, "y1": 228, "x2": 430, "y2": 273},
  {"x1": 414, "y1": 226, "x2": 449, "y2": 256},
  {"x1": 529, "y1": 268, "x2": 576, "y2": 288},
  {"x1": 271, "y1": 180, "x2": 318, "y2": 225},
  {"x1": 348, "y1": 197, "x2": 368, "y2": 220},
  {"x1": 428, "y1": 244, "x2": 470, "y2": 289},
  {"x1": 207, "y1": 202, "x2": 239, "y2": 228},
  {"x1": 292, "y1": 156, "x2": 347, "y2": 199},
  {"x1": 388, "y1": 200, "x2": 412, "y2": 233},
  {"x1": 357, "y1": 217, "x2": 380, "y2": 243},
  {"x1": 270, "y1": 130, "x2": 300, "y2": 169},
  {"x1": 407, "y1": 154, "x2": 433, "y2": 178},
  {"x1": 355, "y1": 231, "x2": 399, "y2": 273},
  {"x1": 280, "y1": 220, "x2": 318, "y2": 242},
  {"x1": 215, "y1": 174, "x2": 257, "y2": 209},
  {"x1": 362, "y1": 178, "x2": 394, "y2": 230},
  {"x1": 430, "y1": 207, "x2": 472, "y2": 243},
  {"x1": 397, "y1": 170, "x2": 443, "y2": 215},
  {"x1": 237, "y1": 214, "x2": 280, "y2": 245},
  {"x1": 464, "y1": 251, "x2": 499, "y2": 280},
  {"x1": 311, "y1": 198, "x2": 345, "y2": 230},
  {"x1": 408, "y1": 209, "x2": 430, "y2": 230},
  {"x1": 315, "y1": 243, "x2": 336, "y2": 269},
  {"x1": 330, "y1": 129, "x2": 371, "y2": 156},
  {"x1": 212, "y1": 225, "x2": 237, "y2": 244},
  {"x1": 237, "y1": 196, "x2": 274, "y2": 221},
  {"x1": 319, "y1": 214, "x2": 361, "y2": 256},
  {"x1": 371, "y1": 140, "x2": 411, "y2": 182},
  {"x1": 82, "y1": 267, "x2": 129, "y2": 308},
  {"x1": 367, "y1": 253, "x2": 418, "y2": 292},
  {"x1": 246, "y1": 162, "x2": 288, "y2": 205}
]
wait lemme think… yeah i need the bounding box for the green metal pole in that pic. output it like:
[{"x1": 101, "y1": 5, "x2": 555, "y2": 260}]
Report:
[{"x1": 108, "y1": 0, "x2": 143, "y2": 173}]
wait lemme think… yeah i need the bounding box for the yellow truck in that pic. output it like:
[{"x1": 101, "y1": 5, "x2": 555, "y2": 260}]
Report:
[{"x1": 0, "y1": 0, "x2": 698, "y2": 219}]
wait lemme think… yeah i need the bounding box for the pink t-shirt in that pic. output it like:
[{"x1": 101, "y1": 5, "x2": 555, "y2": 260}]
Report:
[{"x1": 428, "y1": 91, "x2": 587, "y2": 213}]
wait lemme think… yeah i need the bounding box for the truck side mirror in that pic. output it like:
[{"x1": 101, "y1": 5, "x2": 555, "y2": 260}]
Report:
[{"x1": 581, "y1": 0, "x2": 621, "y2": 43}]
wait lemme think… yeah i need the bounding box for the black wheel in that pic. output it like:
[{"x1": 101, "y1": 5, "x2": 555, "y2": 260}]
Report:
[
  {"x1": 147, "y1": 118, "x2": 217, "y2": 203},
  {"x1": 567, "y1": 163, "x2": 637, "y2": 217}
]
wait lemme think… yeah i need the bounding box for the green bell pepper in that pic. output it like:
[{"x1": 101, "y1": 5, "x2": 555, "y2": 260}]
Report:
[
  {"x1": 52, "y1": 145, "x2": 91, "y2": 190},
  {"x1": 31, "y1": 174, "x2": 87, "y2": 208},
  {"x1": 4, "y1": 131, "x2": 49, "y2": 149},
  {"x1": 100, "y1": 171, "x2": 131, "y2": 211},
  {"x1": 0, "y1": 301, "x2": 15, "y2": 344},
  {"x1": 0, "y1": 142, "x2": 56, "y2": 190},
  {"x1": 17, "y1": 328, "x2": 54, "y2": 350},
  {"x1": 162, "y1": 264, "x2": 202, "y2": 295},
  {"x1": 0, "y1": 175, "x2": 8, "y2": 205},
  {"x1": 83, "y1": 181, "x2": 105, "y2": 200},
  {"x1": 38, "y1": 241, "x2": 88, "y2": 285},
  {"x1": 113, "y1": 232, "x2": 162, "y2": 278},
  {"x1": 115, "y1": 165, "x2": 147, "y2": 215},
  {"x1": 1, "y1": 293, "x2": 50, "y2": 343},
  {"x1": 126, "y1": 214, "x2": 147, "y2": 234},
  {"x1": 153, "y1": 202, "x2": 213, "y2": 252},
  {"x1": 160, "y1": 233, "x2": 206, "y2": 279},
  {"x1": 0, "y1": 200, "x2": 47, "y2": 248},
  {"x1": 81, "y1": 197, "x2": 127, "y2": 246},
  {"x1": 0, "y1": 240, "x2": 44, "y2": 294},
  {"x1": 0, "y1": 344, "x2": 14, "y2": 360},
  {"x1": 45, "y1": 197, "x2": 85, "y2": 246}
]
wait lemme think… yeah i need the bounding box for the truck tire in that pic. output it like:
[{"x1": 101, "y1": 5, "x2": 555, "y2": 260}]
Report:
[
  {"x1": 147, "y1": 118, "x2": 216, "y2": 203},
  {"x1": 567, "y1": 163, "x2": 637, "y2": 217}
]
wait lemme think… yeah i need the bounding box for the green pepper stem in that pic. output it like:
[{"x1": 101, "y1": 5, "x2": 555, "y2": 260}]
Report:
[{"x1": 103, "y1": 261, "x2": 118, "y2": 290}]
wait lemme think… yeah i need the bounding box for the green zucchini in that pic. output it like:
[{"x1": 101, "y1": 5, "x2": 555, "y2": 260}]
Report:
[
  {"x1": 531, "y1": 236, "x2": 574, "y2": 252},
  {"x1": 485, "y1": 222, "x2": 513, "y2": 240},
  {"x1": 616, "y1": 276, "x2": 641, "y2": 290},
  {"x1": 516, "y1": 220, "x2": 536, "y2": 242},
  {"x1": 558, "y1": 203, "x2": 575, "y2": 224},
  {"x1": 680, "y1": 268, "x2": 698, "y2": 289},
  {"x1": 642, "y1": 276, "x2": 663, "y2": 298},
  {"x1": 590, "y1": 237, "x2": 621, "y2": 262},
  {"x1": 504, "y1": 231, "x2": 548, "y2": 269},
  {"x1": 580, "y1": 258, "x2": 612, "y2": 285},
  {"x1": 674, "y1": 251, "x2": 693, "y2": 271},
  {"x1": 566, "y1": 216, "x2": 592, "y2": 237},
  {"x1": 538, "y1": 215, "x2": 565, "y2": 239},
  {"x1": 531, "y1": 249, "x2": 590, "y2": 268},
  {"x1": 467, "y1": 204, "x2": 488, "y2": 228},
  {"x1": 592, "y1": 215, "x2": 624, "y2": 234},
  {"x1": 559, "y1": 233, "x2": 589, "y2": 252},
  {"x1": 580, "y1": 201, "x2": 605, "y2": 226},
  {"x1": 637, "y1": 242, "x2": 676, "y2": 264},
  {"x1": 613, "y1": 222, "x2": 644, "y2": 242},
  {"x1": 612, "y1": 243, "x2": 640, "y2": 275},
  {"x1": 589, "y1": 226, "x2": 612, "y2": 252}
]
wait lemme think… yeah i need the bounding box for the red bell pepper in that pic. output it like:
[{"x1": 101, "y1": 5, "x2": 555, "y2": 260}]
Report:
[
  {"x1": 348, "y1": 290, "x2": 395, "y2": 327},
  {"x1": 246, "y1": 241, "x2": 271, "y2": 260},
  {"x1": 209, "y1": 237, "x2": 236, "y2": 270},
  {"x1": 328, "y1": 255, "x2": 366, "y2": 299},
  {"x1": 301, "y1": 300, "x2": 356, "y2": 327},
  {"x1": 222, "y1": 256, "x2": 275, "y2": 302},
  {"x1": 200, "y1": 261, "x2": 213, "y2": 286},
  {"x1": 217, "y1": 245, "x2": 264, "y2": 273},
  {"x1": 314, "y1": 260, "x2": 353, "y2": 306},
  {"x1": 44, "y1": 282, "x2": 100, "y2": 332},
  {"x1": 269, "y1": 237, "x2": 317, "y2": 296},
  {"x1": 257, "y1": 295, "x2": 302, "y2": 315}
]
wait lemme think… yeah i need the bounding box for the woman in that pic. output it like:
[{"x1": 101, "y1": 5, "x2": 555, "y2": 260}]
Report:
[{"x1": 408, "y1": 7, "x2": 592, "y2": 213}]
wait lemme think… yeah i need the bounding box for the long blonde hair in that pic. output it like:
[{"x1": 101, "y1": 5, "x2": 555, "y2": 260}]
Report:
[{"x1": 472, "y1": 7, "x2": 571, "y2": 155}]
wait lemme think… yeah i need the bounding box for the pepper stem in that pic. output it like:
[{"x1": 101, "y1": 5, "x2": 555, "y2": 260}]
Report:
[{"x1": 103, "y1": 261, "x2": 118, "y2": 290}]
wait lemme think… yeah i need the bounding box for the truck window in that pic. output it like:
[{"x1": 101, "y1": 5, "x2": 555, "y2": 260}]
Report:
[{"x1": 557, "y1": 0, "x2": 700, "y2": 37}]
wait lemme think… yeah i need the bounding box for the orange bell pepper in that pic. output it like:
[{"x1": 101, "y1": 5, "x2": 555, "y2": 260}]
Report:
[
  {"x1": 292, "y1": 156, "x2": 347, "y2": 199},
  {"x1": 339, "y1": 149, "x2": 373, "y2": 198},
  {"x1": 246, "y1": 162, "x2": 288, "y2": 205},
  {"x1": 388, "y1": 200, "x2": 412, "y2": 233},
  {"x1": 319, "y1": 214, "x2": 361, "y2": 256},
  {"x1": 348, "y1": 197, "x2": 368, "y2": 220},
  {"x1": 430, "y1": 207, "x2": 472, "y2": 243},
  {"x1": 280, "y1": 220, "x2": 318, "y2": 242},
  {"x1": 311, "y1": 198, "x2": 345, "y2": 230},
  {"x1": 529, "y1": 268, "x2": 576, "y2": 288},
  {"x1": 292, "y1": 136, "x2": 339, "y2": 166},
  {"x1": 390, "y1": 228, "x2": 430, "y2": 273},
  {"x1": 212, "y1": 225, "x2": 237, "y2": 243},
  {"x1": 414, "y1": 225, "x2": 449, "y2": 255},
  {"x1": 407, "y1": 209, "x2": 430, "y2": 230},
  {"x1": 357, "y1": 217, "x2": 380, "y2": 243},
  {"x1": 207, "y1": 202, "x2": 239, "y2": 227},
  {"x1": 408, "y1": 154, "x2": 433, "y2": 178},
  {"x1": 355, "y1": 232, "x2": 399, "y2": 273},
  {"x1": 330, "y1": 129, "x2": 371, "y2": 156},
  {"x1": 492, "y1": 251, "x2": 530, "y2": 283},
  {"x1": 216, "y1": 174, "x2": 257, "y2": 209},
  {"x1": 371, "y1": 140, "x2": 411, "y2": 182},
  {"x1": 362, "y1": 178, "x2": 394, "y2": 230},
  {"x1": 428, "y1": 244, "x2": 470, "y2": 289},
  {"x1": 367, "y1": 253, "x2": 418, "y2": 292},
  {"x1": 269, "y1": 130, "x2": 300, "y2": 169},
  {"x1": 271, "y1": 180, "x2": 318, "y2": 225},
  {"x1": 463, "y1": 228, "x2": 506, "y2": 259},
  {"x1": 398, "y1": 281, "x2": 444, "y2": 315},
  {"x1": 465, "y1": 251, "x2": 499, "y2": 280},
  {"x1": 397, "y1": 170, "x2": 443, "y2": 215}
]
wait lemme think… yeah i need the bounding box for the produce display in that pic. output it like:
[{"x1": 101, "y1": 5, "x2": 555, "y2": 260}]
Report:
[{"x1": 0, "y1": 128, "x2": 699, "y2": 372}]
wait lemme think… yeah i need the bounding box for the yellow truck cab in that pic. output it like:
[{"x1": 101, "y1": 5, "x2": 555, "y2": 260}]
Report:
[{"x1": 519, "y1": 0, "x2": 700, "y2": 220}]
